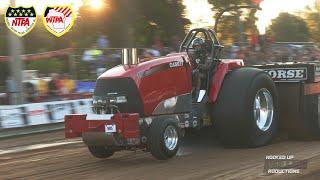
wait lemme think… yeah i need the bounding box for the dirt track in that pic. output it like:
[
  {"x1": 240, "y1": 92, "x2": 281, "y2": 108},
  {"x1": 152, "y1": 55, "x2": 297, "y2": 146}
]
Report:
[{"x1": 1, "y1": 130, "x2": 320, "y2": 180}]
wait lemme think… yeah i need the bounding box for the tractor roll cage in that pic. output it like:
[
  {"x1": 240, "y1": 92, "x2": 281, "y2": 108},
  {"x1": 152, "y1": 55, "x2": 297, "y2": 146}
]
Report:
[
  {"x1": 179, "y1": 28, "x2": 225, "y2": 96},
  {"x1": 179, "y1": 28, "x2": 224, "y2": 61},
  {"x1": 179, "y1": 5, "x2": 261, "y2": 61}
]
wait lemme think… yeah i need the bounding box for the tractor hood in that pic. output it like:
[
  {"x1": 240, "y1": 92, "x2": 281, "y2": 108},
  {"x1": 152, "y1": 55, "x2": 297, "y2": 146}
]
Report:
[
  {"x1": 98, "y1": 52, "x2": 189, "y2": 85},
  {"x1": 95, "y1": 52, "x2": 192, "y2": 116}
]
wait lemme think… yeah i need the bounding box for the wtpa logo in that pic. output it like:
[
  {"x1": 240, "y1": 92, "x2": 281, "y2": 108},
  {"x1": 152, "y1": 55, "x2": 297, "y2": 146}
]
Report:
[{"x1": 43, "y1": 6, "x2": 75, "y2": 37}]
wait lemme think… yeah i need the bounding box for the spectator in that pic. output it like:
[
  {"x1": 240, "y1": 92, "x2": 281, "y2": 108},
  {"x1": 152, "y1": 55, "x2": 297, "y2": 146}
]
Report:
[
  {"x1": 82, "y1": 44, "x2": 104, "y2": 62},
  {"x1": 144, "y1": 47, "x2": 161, "y2": 57},
  {"x1": 153, "y1": 36, "x2": 164, "y2": 52},
  {"x1": 23, "y1": 75, "x2": 37, "y2": 103},
  {"x1": 229, "y1": 45, "x2": 239, "y2": 59},
  {"x1": 82, "y1": 44, "x2": 105, "y2": 75},
  {"x1": 61, "y1": 74, "x2": 75, "y2": 94},
  {"x1": 38, "y1": 74, "x2": 48, "y2": 96},
  {"x1": 48, "y1": 73, "x2": 62, "y2": 100},
  {"x1": 97, "y1": 34, "x2": 109, "y2": 49},
  {"x1": 250, "y1": 33, "x2": 260, "y2": 52}
]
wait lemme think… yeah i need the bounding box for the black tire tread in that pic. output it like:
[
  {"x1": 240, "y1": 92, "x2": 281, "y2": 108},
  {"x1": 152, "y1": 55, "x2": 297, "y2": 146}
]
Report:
[
  {"x1": 88, "y1": 146, "x2": 114, "y2": 158},
  {"x1": 213, "y1": 67, "x2": 278, "y2": 147}
]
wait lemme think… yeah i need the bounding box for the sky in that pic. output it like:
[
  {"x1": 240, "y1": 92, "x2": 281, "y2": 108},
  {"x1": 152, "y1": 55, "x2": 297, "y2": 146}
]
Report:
[
  {"x1": 184, "y1": 0, "x2": 317, "y2": 34},
  {"x1": 0, "y1": 0, "x2": 317, "y2": 34},
  {"x1": 182, "y1": 0, "x2": 215, "y2": 29},
  {"x1": 0, "y1": 0, "x2": 83, "y2": 14},
  {"x1": 256, "y1": 0, "x2": 316, "y2": 33}
]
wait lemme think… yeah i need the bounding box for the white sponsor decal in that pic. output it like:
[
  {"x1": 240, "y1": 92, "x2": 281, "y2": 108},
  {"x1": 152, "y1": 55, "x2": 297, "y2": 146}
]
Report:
[
  {"x1": 86, "y1": 114, "x2": 113, "y2": 120},
  {"x1": 169, "y1": 61, "x2": 183, "y2": 68},
  {"x1": 264, "y1": 68, "x2": 307, "y2": 82},
  {"x1": 105, "y1": 124, "x2": 116, "y2": 133}
]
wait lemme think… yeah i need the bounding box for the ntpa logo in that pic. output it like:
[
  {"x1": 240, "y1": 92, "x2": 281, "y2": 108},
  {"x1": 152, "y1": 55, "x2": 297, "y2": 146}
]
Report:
[
  {"x1": 4, "y1": 6, "x2": 37, "y2": 37},
  {"x1": 43, "y1": 6, "x2": 75, "y2": 37}
]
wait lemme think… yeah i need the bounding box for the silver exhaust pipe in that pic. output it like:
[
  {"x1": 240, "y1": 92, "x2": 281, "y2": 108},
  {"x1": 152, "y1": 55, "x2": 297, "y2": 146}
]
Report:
[{"x1": 122, "y1": 48, "x2": 138, "y2": 65}]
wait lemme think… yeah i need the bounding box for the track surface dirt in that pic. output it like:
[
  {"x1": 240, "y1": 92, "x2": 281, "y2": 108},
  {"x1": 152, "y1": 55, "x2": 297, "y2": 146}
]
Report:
[{"x1": 1, "y1": 129, "x2": 320, "y2": 180}]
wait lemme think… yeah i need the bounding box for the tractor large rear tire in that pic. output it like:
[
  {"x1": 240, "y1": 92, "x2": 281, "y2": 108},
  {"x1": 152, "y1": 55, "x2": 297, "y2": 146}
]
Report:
[{"x1": 213, "y1": 67, "x2": 278, "y2": 147}]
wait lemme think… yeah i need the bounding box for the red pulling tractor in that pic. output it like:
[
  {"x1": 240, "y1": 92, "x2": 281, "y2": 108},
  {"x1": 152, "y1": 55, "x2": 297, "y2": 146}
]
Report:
[{"x1": 65, "y1": 27, "x2": 320, "y2": 160}]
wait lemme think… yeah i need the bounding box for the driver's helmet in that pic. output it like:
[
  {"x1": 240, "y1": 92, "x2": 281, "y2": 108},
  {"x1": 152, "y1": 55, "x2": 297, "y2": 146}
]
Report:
[{"x1": 191, "y1": 38, "x2": 205, "y2": 51}]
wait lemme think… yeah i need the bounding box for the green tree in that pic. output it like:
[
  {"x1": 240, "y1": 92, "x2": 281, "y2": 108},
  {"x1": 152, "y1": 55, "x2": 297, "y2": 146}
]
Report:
[
  {"x1": 208, "y1": 0, "x2": 259, "y2": 44},
  {"x1": 303, "y1": 1, "x2": 320, "y2": 45},
  {"x1": 104, "y1": 0, "x2": 190, "y2": 47},
  {"x1": 269, "y1": 13, "x2": 310, "y2": 42},
  {"x1": 209, "y1": 0, "x2": 253, "y2": 11}
]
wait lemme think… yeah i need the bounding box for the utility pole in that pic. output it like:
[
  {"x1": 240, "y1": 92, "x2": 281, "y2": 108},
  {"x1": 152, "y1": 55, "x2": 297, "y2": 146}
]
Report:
[{"x1": 7, "y1": 0, "x2": 24, "y2": 104}]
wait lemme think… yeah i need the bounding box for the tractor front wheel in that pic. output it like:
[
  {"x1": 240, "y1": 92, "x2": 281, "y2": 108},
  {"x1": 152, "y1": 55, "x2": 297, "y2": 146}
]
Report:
[
  {"x1": 148, "y1": 119, "x2": 181, "y2": 160},
  {"x1": 88, "y1": 146, "x2": 114, "y2": 158}
]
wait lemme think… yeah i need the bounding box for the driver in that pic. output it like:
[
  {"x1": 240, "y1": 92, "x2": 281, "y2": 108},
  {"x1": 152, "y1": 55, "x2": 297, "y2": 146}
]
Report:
[
  {"x1": 191, "y1": 38, "x2": 207, "y2": 67},
  {"x1": 191, "y1": 38, "x2": 208, "y2": 98}
]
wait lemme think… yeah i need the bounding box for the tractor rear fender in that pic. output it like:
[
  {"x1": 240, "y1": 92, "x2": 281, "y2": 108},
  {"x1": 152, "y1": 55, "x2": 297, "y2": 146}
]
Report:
[{"x1": 209, "y1": 59, "x2": 244, "y2": 103}]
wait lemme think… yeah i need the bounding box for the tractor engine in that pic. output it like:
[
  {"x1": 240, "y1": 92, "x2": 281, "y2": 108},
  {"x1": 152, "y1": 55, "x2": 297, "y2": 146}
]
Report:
[{"x1": 92, "y1": 78, "x2": 144, "y2": 115}]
